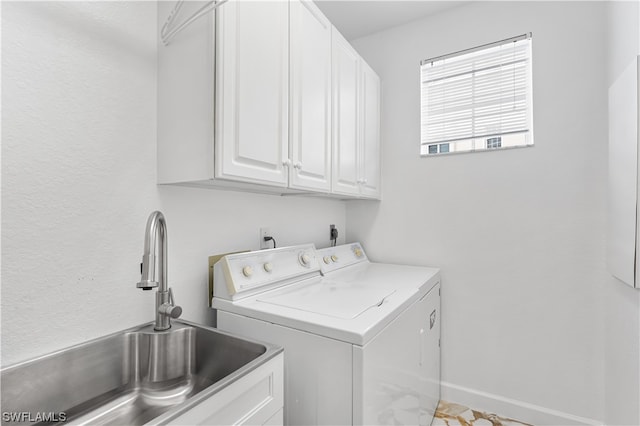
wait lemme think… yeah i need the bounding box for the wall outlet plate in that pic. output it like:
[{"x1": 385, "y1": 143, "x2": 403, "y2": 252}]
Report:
[
  {"x1": 260, "y1": 227, "x2": 271, "y2": 249},
  {"x1": 330, "y1": 224, "x2": 337, "y2": 241}
]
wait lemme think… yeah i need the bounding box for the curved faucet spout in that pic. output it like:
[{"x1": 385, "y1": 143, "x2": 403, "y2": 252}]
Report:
[
  {"x1": 137, "y1": 211, "x2": 167, "y2": 291},
  {"x1": 137, "y1": 211, "x2": 181, "y2": 331}
]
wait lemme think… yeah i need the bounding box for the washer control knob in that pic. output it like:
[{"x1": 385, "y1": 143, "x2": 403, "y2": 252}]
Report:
[
  {"x1": 323, "y1": 256, "x2": 331, "y2": 264},
  {"x1": 331, "y1": 255, "x2": 338, "y2": 262},
  {"x1": 354, "y1": 248, "x2": 363, "y2": 257},
  {"x1": 242, "y1": 266, "x2": 253, "y2": 277},
  {"x1": 300, "y1": 253, "x2": 311, "y2": 265},
  {"x1": 263, "y1": 262, "x2": 273, "y2": 273}
]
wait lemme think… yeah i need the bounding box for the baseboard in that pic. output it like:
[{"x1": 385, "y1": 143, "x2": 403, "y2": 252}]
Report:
[{"x1": 440, "y1": 381, "x2": 603, "y2": 426}]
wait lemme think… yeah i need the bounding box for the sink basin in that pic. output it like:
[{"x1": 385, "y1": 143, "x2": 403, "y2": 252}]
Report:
[{"x1": 1, "y1": 320, "x2": 281, "y2": 425}]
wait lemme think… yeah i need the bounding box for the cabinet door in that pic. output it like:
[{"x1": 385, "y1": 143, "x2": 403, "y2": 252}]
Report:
[
  {"x1": 608, "y1": 56, "x2": 639, "y2": 287},
  {"x1": 331, "y1": 28, "x2": 361, "y2": 196},
  {"x1": 359, "y1": 61, "x2": 381, "y2": 199},
  {"x1": 169, "y1": 353, "x2": 284, "y2": 425},
  {"x1": 289, "y1": 0, "x2": 332, "y2": 192},
  {"x1": 215, "y1": 0, "x2": 289, "y2": 186}
]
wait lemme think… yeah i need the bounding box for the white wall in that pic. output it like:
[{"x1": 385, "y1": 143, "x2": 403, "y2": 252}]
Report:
[
  {"x1": 348, "y1": 2, "x2": 608, "y2": 424},
  {"x1": 1, "y1": 1, "x2": 346, "y2": 366},
  {"x1": 604, "y1": 1, "x2": 640, "y2": 425}
]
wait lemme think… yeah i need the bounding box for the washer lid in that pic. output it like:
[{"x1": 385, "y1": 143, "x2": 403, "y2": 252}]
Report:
[{"x1": 257, "y1": 280, "x2": 395, "y2": 319}]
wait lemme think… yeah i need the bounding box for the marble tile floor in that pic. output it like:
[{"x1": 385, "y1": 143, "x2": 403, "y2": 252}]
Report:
[{"x1": 433, "y1": 400, "x2": 533, "y2": 426}]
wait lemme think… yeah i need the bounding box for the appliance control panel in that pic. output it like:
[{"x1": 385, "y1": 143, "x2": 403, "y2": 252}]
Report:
[
  {"x1": 214, "y1": 244, "x2": 321, "y2": 300},
  {"x1": 317, "y1": 242, "x2": 369, "y2": 275}
]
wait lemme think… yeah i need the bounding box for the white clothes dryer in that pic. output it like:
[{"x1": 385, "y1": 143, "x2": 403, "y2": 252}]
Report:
[
  {"x1": 212, "y1": 243, "x2": 440, "y2": 426},
  {"x1": 316, "y1": 243, "x2": 441, "y2": 424}
]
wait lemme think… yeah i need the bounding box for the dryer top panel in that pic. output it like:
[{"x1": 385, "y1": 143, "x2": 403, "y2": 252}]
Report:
[{"x1": 317, "y1": 242, "x2": 369, "y2": 274}]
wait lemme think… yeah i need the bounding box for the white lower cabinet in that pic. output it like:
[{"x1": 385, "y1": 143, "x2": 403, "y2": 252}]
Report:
[
  {"x1": 168, "y1": 353, "x2": 284, "y2": 426},
  {"x1": 157, "y1": 0, "x2": 380, "y2": 199}
]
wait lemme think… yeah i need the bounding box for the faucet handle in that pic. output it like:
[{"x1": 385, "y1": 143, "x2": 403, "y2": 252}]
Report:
[
  {"x1": 169, "y1": 287, "x2": 177, "y2": 305},
  {"x1": 158, "y1": 288, "x2": 182, "y2": 319},
  {"x1": 159, "y1": 303, "x2": 182, "y2": 319}
]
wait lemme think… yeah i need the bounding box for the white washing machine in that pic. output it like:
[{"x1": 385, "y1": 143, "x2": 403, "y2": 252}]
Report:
[{"x1": 212, "y1": 243, "x2": 440, "y2": 426}]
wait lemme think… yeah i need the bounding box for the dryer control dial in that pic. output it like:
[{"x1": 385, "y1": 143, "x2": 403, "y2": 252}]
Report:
[
  {"x1": 242, "y1": 266, "x2": 253, "y2": 277},
  {"x1": 331, "y1": 255, "x2": 338, "y2": 262},
  {"x1": 299, "y1": 252, "x2": 311, "y2": 266},
  {"x1": 263, "y1": 262, "x2": 273, "y2": 273},
  {"x1": 323, "y1": 256, "x2": 331, "y2": 264}
]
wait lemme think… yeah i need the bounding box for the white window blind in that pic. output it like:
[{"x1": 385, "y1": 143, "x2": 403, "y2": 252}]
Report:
[{"x1": 420, "y1": 35, "x2": 533, "y2": 155}]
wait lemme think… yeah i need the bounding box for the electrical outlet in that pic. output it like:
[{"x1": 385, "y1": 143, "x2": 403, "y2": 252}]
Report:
[
  {"x1": 330, "y1": 224, "x2": 338, "y2": 242},
  {"x1": 260, "y1": 227, "x2": 271, "y2": 249}
]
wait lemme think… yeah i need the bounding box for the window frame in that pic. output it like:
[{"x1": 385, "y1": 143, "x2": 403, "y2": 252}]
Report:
[{"x1": 420, "y1": 33, "x2": 534, "y2": 157}]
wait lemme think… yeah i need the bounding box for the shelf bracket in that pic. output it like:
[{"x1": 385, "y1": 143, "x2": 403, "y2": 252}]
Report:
[{"x1": 160, "y1": 0, "x2": 228, "y2": 46}]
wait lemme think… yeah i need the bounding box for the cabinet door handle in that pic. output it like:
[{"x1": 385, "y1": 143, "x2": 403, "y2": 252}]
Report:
[
  {"x1": 282, "y1": 159, "x2": 292, "y2": 167},
  {"x1": 293, "y1": 162, "x2": 302, "y2": 170}
]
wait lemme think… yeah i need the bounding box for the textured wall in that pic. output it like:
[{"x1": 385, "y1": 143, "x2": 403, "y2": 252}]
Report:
[
  {"x1": 1, "y1": 1, "x2": 346, "y2": 366},
  {"x1": 348, "y1": 2, "x2": 607, "y2": 423}
]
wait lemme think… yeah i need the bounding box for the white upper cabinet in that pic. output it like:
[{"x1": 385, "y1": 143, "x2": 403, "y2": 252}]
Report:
[
  {"x1": 331, "y1": 28, "x2": 361, "y2": 197},
  {"x1": 216, "y1": 0, "x2": 290, "y2": 187},
  {"x1": 332, "y1": 29, "x2": 381, "y2": 199},
  {"x1": 289, "y1": 0, "x2": 332, "y2": 192},
  {"x1": 360, "y1": 61, "x2": 382, "y2": 199},
  {"x1": 157, "y1": 0, "x2": 380, "y2": 199}
]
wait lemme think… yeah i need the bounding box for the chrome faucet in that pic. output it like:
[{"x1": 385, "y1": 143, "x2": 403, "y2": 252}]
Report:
[{"x1": 137, "y1": 211, "x2": 182, "y2": 331}]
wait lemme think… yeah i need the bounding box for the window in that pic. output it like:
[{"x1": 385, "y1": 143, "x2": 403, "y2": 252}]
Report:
[
  {"x1": 428, "y1": 143, "x2": 450, "y2": 154},
  {"x1": 420, "y1": 34, "x2": 534, "y2": 156},
  {"x1": 486, "y1": 137, "x2": 502, "y2": 149}
]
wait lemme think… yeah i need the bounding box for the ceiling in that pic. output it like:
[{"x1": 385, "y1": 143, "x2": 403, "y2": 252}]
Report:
[{"x1": 315, "y1": 1, "x2": 468, "y2": 41}]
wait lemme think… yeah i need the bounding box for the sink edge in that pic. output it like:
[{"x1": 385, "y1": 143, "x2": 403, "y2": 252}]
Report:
[{"x1": 0, "y1": 319, "x2": 283, "y2": 426}]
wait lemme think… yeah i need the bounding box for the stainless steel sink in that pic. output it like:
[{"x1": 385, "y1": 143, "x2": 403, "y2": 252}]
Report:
[{"x1": 1, "y1": 320, "x2": 281, "y2": 425}]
